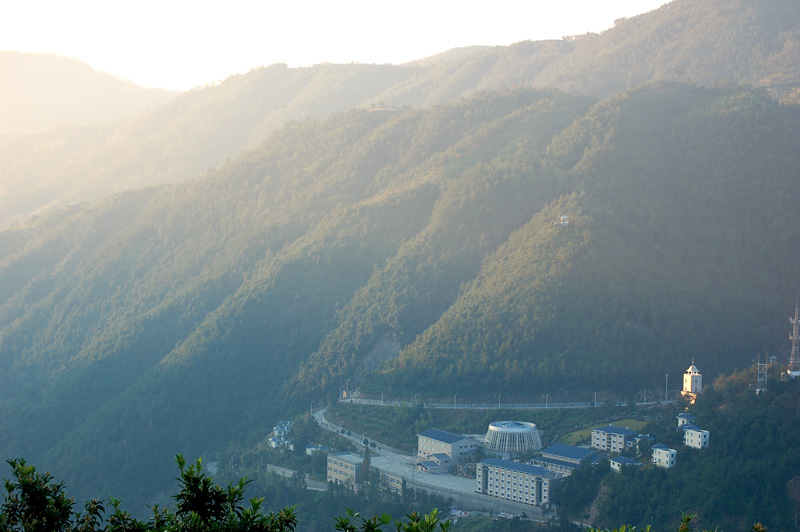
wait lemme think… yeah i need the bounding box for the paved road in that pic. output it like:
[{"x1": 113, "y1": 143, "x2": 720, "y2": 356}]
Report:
[{"x1": 315, "y1": 409, "x2": 481, "y2": 496}]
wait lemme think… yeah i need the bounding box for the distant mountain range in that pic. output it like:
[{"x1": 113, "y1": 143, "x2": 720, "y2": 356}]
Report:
[
  {"x1": 0, "y1": 0, "x2": 799, "y2": 516},
  {"x1": 1, "y1": 0, "x2": 798, "y2": 227},
  {"x1": 0, "y1": 52, "x2": 179, "y2": 134}
]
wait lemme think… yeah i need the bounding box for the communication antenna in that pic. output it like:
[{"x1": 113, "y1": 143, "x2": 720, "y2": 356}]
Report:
[
  {"x1": 788, "y1": 301, "x2": 800, "y2": 378},
  {"x1": 756, "y1": 353, "x2": 767, "y2": 395}
]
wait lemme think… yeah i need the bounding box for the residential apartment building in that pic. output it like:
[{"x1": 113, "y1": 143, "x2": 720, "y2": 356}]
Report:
[
  {"x1": 683, "y1": 424, "x2": 710, "y2": 449},
  {"x1": 591, "y1": 425, "x2": 639, "y2": 452},
  {"x1": 651, "y1": 444, "x2": 677, "y2": 468},
  {"x1": 476, "y1": 458, "x2": 560, "y2": 508}
]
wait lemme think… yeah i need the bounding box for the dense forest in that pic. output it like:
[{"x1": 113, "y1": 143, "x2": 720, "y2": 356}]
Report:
[
  {"x1": 2, "y1": 0, "x2": 800, "y2": 523},
  {"x1": 556, "y1": 368, "x2": 800, "y2": 532},
  {"x1": 1, "y1": 82, "x2": 799, "y2": 512},
  {"x1": 1, "y1": 0, "x2": 799, "y2": 227}
]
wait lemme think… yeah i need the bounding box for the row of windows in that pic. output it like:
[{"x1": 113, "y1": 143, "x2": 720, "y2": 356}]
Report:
[
  {"x1": 485, "y1": 489, "x2": 540, "y2": 504},
  {"x1": 328, "y1": 461, "x2": 356, "y2": 470}
]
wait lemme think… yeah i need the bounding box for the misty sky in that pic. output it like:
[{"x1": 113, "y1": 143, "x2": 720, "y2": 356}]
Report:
[{"x1": 2, "y1": 0, "x2": 666, "y2": 90}]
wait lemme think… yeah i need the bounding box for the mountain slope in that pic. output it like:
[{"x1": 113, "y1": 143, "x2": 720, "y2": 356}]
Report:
[
  {"x1": 1, "y1": 84, "x2": 799, "y2": 509},
  {"x1": 2, "y1": 0, "x2": 799, "y2": 228}
]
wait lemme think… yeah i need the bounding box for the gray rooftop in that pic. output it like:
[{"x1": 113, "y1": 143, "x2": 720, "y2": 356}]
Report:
[
  {"x1": 595, "y1": 425, "x2": 639, "y2": 436},
  {"x1": 417, "y1": 428, "x2": 470, "y2": 444},
  {"x1": 541, "y1": 443, "x2": 597, "y2": 461},
  {"x1": 481, "y1": 458, "x2": 556, "y2": 479}
]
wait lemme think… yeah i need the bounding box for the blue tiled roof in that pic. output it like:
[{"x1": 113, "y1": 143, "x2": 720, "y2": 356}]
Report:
[
  {"x1": 541, "y1": 443, "x2": 596, "y2": 461},
  {"x1": 481, "y1": 458, "x2": 555, "y2": 478},
  {"x1": 417, "y1": 428, "x2": 469, "y2": 444},
  {"x1": 611, "y1": 456, "x2": 642, "y2": 466},
  {"x1": 652, "y1": 443, "x2": 669, "y2": 450}
]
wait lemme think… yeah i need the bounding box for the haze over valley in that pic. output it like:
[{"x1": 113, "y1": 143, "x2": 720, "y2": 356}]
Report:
[{"x1": 1, "y1": 1, "x2": 800, "y2": 530}]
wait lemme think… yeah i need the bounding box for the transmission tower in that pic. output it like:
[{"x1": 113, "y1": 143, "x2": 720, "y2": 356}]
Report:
[
  {"x1": 756, "y1": 353, "x2": 767, "y2": 395},
  {"x1": 788, "y1": 301, "x2": 800, "y2": 379}
]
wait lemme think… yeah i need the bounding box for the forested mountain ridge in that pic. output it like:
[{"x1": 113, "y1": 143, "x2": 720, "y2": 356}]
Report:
[
  {"x1": 1, "y1": 83, "x2": 799, "y2": 511},
  {"x1": 2, "y1": 0, "x2": 799, "y2": 228}
]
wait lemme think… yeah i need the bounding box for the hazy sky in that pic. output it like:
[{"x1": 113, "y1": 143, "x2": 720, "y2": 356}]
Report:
[{"x1": 2, "y1": 0, "x2": 666, "y2": 90}]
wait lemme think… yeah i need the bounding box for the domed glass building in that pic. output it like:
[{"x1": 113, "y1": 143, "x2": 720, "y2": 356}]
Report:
[{"x1": 484, "y1": 421, "x2": 542, "y2": 455}]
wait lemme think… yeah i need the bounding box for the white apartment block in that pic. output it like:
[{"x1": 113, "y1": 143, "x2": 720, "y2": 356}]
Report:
[
  {"x1": 684, "y1": 426, "x2": 710, "y2": 449},
  {"x1": 651, "y1": 444, "x2": 677, "y2": 468}
]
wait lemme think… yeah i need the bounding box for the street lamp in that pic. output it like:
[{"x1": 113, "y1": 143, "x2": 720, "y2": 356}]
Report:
[
  {"x1": 497, "y1": 393, "x2": 502, "y2": 408},
  {"x1": 310, "y1": 402, "x2": 315, "y2": 417},
  {"x1": 454, "y1": 393, "x2": 458, "y2": 409},
  {"x1": 414, "y1": 393, "x2": 419, "y2": 404},
  {"x1": 339, "y1": 386, "x2": 343, "y2": 399},
  {"x1": 545, "y1": 394, "x2": 549, "y2": 408},
  {"x1": 381, "y1": 390, "x2": 385, "y2": 404},
  {"x1": 346, "y1": 379, "x2": 350, "y2": 398}
]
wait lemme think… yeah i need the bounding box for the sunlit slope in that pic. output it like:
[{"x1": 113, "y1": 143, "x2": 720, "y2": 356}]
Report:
[
  {"x1": 3, "y1": 0, "x2": 799, "y2": 228},
  {"x1": 0, "y1": 84, "x2": 798, "y2": 510},
  {"x1": 0, "y1": 88, "x2": 588, "y2": 506},
  {"x1": 362, "y1": 85, "x2": 800, "y2": 395}
]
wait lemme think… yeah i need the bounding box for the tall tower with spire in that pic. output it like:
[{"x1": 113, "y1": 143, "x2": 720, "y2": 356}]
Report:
[
  {"x1": 681, "y1": 360, "x2": 702, "y2": 404},
  {"x1": 788, "y1": 301, "x2": 800, "y2": 379}
]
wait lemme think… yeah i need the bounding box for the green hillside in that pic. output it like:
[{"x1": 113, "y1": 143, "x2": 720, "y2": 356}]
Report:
[
  {"x1": 1, "y1": 83, "x2": 799, "y2": 512},
  {"x1": 2, "y1": 0, "x2": 799, "y2": 227},
  {"x1": 557, "y1": 367, "x2": 800, "y2": 531}
]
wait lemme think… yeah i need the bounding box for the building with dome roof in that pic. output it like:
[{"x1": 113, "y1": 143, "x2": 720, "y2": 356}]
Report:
[{"x1": 483, "y1": 421, "x2": 542, "y2": 457}]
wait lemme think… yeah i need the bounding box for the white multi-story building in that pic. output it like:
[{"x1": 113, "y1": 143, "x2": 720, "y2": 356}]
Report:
[
  {"x1": 476, "y1": 458, "x2": 560, "y2": 508},
  {"x1": 683, "y1": 424, "x2": 710, "y2": 449},
  {"x1": 651, "y1": 444, "x2": 677, "y2": 468}
]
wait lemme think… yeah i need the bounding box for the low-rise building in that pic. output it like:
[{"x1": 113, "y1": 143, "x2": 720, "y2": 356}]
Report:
[
  {"x1": 274, "y1": 420, "x2": 292, "y2": 437},
  {"x1": 327, "y1": 452, "x2": 361, "y2": 490},
  {"x1": 531, "y1": 443, "x2": 604, "y2": 476},
  {"x1": 610, "y1": 456, "x2": 642, "y2": 473},
  {"x1": 377, "y1": 470, "x2": 404, "y2": 495},
  {"x1": 676, "y1": 413, "x2": 696, "y2": 427},
  {"x1": 682, "y1": 424, "x2": 710, "y2": 449},
  {"x1": 591, "y1": 425, "x2": 639, "y2": 452},
  {"x1": 651, "y1": 444, "x2": 677, "y2": 468},
  {"x1": 417, "y1": 428, "x2": 480, "y2": 466},
  {"x1": 476, "y1": 458, "x2": 560, "y2": 508}
]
